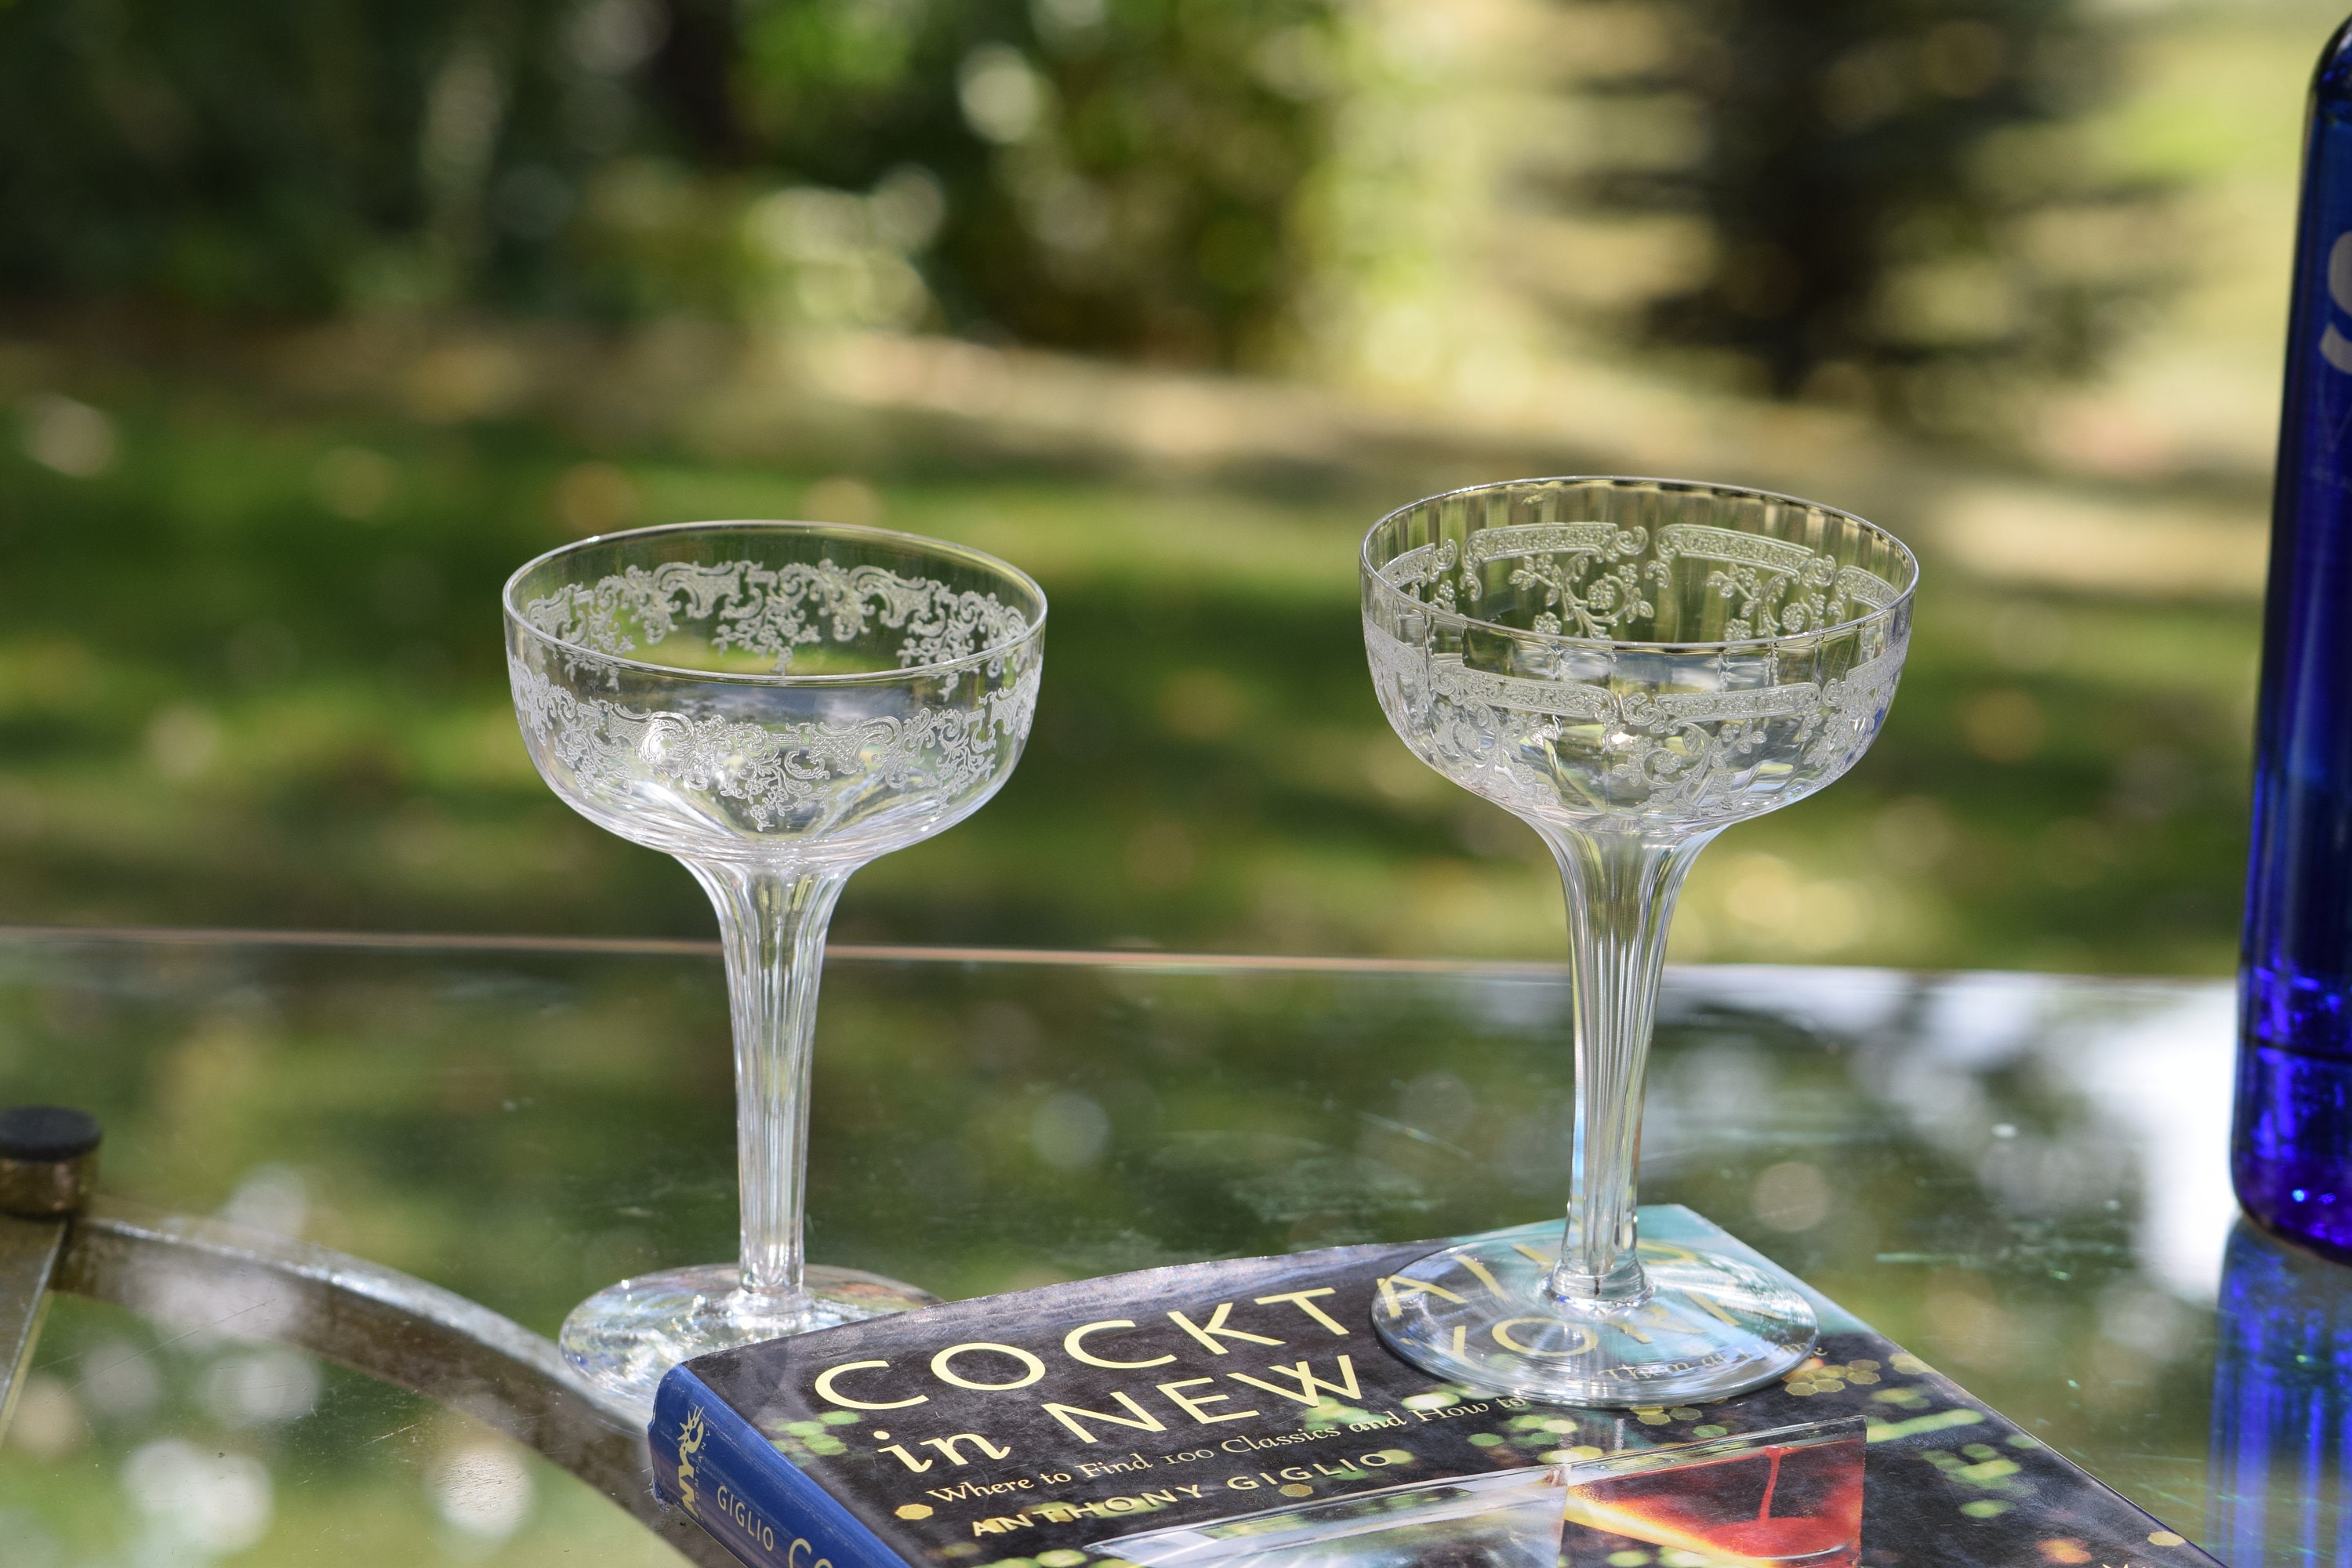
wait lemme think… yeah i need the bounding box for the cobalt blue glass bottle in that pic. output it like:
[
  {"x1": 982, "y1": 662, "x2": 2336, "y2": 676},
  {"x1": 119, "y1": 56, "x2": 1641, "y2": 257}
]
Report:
[{"x1": 2240, "y1": 16, "x2": 2352, "y2": 1261}]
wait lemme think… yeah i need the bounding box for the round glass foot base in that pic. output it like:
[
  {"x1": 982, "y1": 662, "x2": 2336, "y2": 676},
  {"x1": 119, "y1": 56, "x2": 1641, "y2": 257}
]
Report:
[
  {"x1": 560, "y1": 1262, "x2": 938, "y2": 1414},
  {"x1": 1371, "y1": 1232, "x2": 1816, "y2": 1406}
]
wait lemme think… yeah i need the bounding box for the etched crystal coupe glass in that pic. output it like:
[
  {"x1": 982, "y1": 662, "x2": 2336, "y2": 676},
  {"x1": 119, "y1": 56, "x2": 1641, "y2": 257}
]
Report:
[
  {"x1": 1360, "y1": 477, "x2": 1915, "y2": 1405},
  {"x1": 505, "y1": 521, "x2": 1045, "y2": 1409}
]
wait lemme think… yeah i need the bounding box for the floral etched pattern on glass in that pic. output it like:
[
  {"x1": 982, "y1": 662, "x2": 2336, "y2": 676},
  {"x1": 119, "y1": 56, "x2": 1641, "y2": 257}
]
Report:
[
  {"x1": 1361, "y1": 477, "x2": 1915, "y2": 1406},
  {"x1": 511, "y1": 551, "x2": 1040, "y2": 855},
  {"x1": 506, "y1": 521, "x2": 1045, "y2": 1414}
]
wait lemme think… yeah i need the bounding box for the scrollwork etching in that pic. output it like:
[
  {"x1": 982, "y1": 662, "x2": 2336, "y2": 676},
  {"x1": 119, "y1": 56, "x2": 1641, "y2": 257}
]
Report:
[
  {"x1": 1380, "y1": 517, "x2": 1902, "y2": 641},
  {"x1": 1363, "y1": 613, "x2": 1906, "y2": 826},
  {"x1": 509, "y1": 657, "x2": 1040, "y2": 833},
  {"x1": 524, "y1": 558, "x2": 1029, "y2": 678}
]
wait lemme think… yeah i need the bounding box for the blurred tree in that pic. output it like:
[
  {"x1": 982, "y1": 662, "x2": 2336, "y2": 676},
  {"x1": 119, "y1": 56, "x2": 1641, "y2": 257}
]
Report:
[
  {"x1": 0, "y1": 0, "x2": 598, "y2": 314},
  {"x1": 1562, "y1": 0, "x2": 2172, "y2": 428},
  {"x1": 651, "y1": 0, "x2": 1341, "y2": 363},
  {"x1": 0, "y1": 0, "x2": 1338, "y2": 367}
]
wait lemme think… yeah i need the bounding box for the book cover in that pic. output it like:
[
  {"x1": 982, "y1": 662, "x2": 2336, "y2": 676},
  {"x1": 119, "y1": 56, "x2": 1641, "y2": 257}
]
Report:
[{"x1": 650, "y1": 1207, "x2": 2213, "y2": 1568}]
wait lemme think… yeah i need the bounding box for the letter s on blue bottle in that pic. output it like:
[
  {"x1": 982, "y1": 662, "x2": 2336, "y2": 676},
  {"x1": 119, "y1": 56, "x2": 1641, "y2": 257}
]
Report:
[{"x1": 2238, "y1": 16, "x2": 2352, "y2": 1261}]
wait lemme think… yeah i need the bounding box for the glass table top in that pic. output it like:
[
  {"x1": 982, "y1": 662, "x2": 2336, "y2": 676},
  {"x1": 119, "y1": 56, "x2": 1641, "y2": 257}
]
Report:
[{"x1": 0, "y1": 928, "x2": 2320, "y2": 1566}]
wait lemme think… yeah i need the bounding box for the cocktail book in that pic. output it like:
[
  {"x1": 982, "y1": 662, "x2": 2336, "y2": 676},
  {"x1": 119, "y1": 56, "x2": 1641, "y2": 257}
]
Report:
[{"x1": 649, "y1": 1207, "x2": 2211, "y2": 1567}]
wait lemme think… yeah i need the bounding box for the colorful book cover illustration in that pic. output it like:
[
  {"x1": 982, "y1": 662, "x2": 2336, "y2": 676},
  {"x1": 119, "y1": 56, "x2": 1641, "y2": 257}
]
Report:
[{"x1": 649, "y1": 1207, "x2": 2212, "y2": 1568}]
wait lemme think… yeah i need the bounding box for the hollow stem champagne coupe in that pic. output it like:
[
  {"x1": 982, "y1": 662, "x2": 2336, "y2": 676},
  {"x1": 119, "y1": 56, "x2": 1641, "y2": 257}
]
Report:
[
  {"x1": 504, "y1": 520, "x2": 1045, "y2": 1410},
  {"x1": 1360, "y1": 477, "x2": 1915, "y2": 1405}
]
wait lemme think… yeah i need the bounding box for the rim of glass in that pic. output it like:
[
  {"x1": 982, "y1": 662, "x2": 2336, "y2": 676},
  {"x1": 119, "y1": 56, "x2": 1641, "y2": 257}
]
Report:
[
  {"x1": 503, "y1": 518, "x2": 1048, "y2": 687},
  {"x1": 1359, "y1": 474, "x2": 1918, "y2": 653}
]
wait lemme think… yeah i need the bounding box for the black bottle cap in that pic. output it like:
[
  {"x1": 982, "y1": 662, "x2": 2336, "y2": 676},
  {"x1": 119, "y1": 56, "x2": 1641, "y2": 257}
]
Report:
[
  {"x1": 0, "y1": 1105, "x2": 101, "y2": 1216},
  {"x1": 0, "y1": 1106, "x2": 101, "y2": 1162}
]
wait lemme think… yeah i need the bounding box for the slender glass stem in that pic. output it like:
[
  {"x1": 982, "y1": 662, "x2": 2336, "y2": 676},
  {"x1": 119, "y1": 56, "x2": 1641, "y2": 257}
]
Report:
[
  {"x1": 1530, "y1": 824, "x2": 1716, "y2": 1307},
  {"x1": 684, "y1": 860, "x2": 852, "y2": 1311}
]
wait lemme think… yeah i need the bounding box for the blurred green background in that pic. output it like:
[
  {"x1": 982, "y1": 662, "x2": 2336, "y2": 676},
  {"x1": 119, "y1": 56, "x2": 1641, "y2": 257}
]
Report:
[
  {"x1": 0, "y1": 4, "x2": 2319, "y2": 1561},
  {"x1": 0, "y1": 0, "x2": 2325, "y2": 973}
]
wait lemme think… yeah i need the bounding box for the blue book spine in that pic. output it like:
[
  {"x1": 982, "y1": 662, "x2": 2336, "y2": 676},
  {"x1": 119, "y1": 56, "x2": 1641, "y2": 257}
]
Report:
[
  {"x1": 650, "y1": 1363, "x2": 909, "y2": 1568},
  {"x1": 2240, "y1": 12, "x2": 2352, "y2": 1261}
]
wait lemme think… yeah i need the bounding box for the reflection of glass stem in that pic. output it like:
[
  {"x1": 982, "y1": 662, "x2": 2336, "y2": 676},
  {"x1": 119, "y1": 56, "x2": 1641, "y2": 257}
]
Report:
[
  {"x1": 688, "y1": 862, "x2": 853, "y2": 1315},
  {"x1": 1759, "y1": 1444, "x2": 1784, "y2": 1522},
  {"x1": 1532, "y1": 826, "x2": 1717, "y2": 1307}
]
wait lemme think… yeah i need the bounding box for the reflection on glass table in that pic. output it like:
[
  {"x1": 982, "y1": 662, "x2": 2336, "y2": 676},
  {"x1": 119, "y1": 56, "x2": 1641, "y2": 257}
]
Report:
[
  {"x1": 2209, "y1": 1219, "x2": 2352, "y2": 1567},
  {"x1": 0, "y1": 927, "x2": 2296, "y2": 1565}
]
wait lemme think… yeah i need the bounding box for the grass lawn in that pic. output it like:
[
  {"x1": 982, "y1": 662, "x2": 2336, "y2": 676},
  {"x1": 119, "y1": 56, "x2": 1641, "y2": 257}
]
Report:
[{"x1": 0, "y1": 369, "x2": 2256, "y2": 975}]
